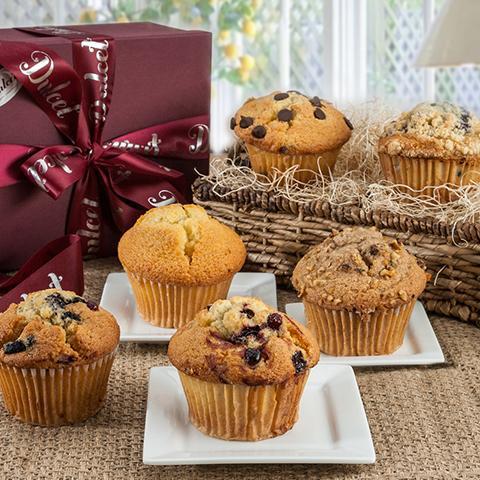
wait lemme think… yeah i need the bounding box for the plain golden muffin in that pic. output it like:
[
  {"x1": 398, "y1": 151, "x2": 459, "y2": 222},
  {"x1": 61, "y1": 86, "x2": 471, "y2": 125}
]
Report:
[
  {"x1": 118, "y1": 204, "x2": 246, "y2": 328},
  {"x1": 0, "y1": 289, "x2": 119, "y2": 425},
  {"x1": 231, "y1": 91, "x2": 353, "y2": 182},
  {"x1": 168, "y1": 296, "x2": 319, "y2": 440},
  {"x1": 292, "y1": 227, "x2": 428, "y2": 356},
  {"x1": 378, "y1": 102, "x2": 480, "y2": 200}
]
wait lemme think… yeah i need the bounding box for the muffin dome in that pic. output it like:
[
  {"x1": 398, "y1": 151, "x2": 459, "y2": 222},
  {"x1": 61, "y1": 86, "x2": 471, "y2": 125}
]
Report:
[
  {"x1": 379, "y1": 102, "x2": 480, "y2": 158},
  {"x1": 118, "y1": 204, "x2": 246, "y2": 286},
  {"x1": 168, "y1": 296, "x2": 319, "y2": 385},
  {"x1": 292, "y1": 227, "x2": 428, "y2": 313},
  {"x1": 0, "y1": 289, "x2": 119, "y2": 369},
  {"x1": 231, "y1": 91, "x2": 353, "y2": 154}
]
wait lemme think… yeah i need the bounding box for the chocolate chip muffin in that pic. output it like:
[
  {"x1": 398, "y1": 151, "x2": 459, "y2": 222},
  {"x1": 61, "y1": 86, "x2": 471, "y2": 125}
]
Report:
[
  {"x1": 292, "y1": 227, "x2": 428, "y2": 356},
  {"x1": 168, "y1": 296, "x2": 319, "y2": 440},
  {"x1": 379, "y1": 102, "x2": 480, "y2": 201},
  {"x1": 118, "y1": 204, "x2": 246, "y2": 328},
  {"x1": 0, "y1": 289, "x2": 119, "y2": 425},
  {"x1": 231, "y1": 90, "x2": 353, "y2": 181}
]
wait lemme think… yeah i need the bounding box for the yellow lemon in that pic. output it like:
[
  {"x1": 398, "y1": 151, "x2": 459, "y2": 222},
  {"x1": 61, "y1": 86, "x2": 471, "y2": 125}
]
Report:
[
  {"x1": 79, "y1": 8, "x2": 97, "y2": 23},
  {"x1": 224, "y1": 44, "x2": 240, "y2": 59},
  {"x1": 218, "y1": 30, "x2": 231, "y2": 44},
  {"x1": 116, "y1": 12, "x2": 129, "y2": 23},
  {"x1": 240, "y1": 54, "x2": 255, "y2": 71},
  {"x1": 238, "y1": 67, "x2": 250, "y2": 83},
  {"x1": 242, "y1": 19, "x2": 256, "y2": 38}
]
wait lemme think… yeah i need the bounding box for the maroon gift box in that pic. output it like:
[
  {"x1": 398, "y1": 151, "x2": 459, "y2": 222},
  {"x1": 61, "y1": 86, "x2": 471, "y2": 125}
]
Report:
[{"x1": 0, "y1": 22, "x2": 211, "y2": 270}]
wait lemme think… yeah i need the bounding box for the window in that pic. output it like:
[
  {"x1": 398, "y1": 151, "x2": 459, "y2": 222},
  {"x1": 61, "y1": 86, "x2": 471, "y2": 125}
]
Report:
[{"x1": 2, "y1": 0, "x2": 479, "y2": 151}]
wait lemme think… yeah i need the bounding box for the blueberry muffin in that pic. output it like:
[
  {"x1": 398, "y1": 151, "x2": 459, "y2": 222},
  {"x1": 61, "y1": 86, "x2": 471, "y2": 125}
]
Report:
[
  {"x1": 379, "y1": 102, "x2": 480, "y2": 201},
  {"x1": 0, "y1": 289, "x2": 119, "y2": 426},
  {"x1": 292, "y1": 227, "x2": 428, "y2": 356},
  {"x1": 118, "y1": 204, "x2": 246, "y2": 328},
  {"x1": 231, "y1": 90, "x2": 353, "y2": 181},
  {"x1": 168, "y1": 296, "x2": 319, "y2": 440}
]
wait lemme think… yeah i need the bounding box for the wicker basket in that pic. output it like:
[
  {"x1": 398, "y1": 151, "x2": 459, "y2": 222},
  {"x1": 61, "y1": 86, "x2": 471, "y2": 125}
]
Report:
[{"x1": 193, "y1": 178, "x2": 480, "y2": 326}]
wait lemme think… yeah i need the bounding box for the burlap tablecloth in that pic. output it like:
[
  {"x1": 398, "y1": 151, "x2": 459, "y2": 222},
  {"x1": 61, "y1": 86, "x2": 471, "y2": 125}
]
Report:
[{"x1": 1, "y1": 257, "x2": 479, "y2": 479}]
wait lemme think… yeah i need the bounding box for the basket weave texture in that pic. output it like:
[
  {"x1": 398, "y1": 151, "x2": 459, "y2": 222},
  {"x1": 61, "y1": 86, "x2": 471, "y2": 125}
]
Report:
[{"x1": 193, "y1": 178, "x2": 480, "y2": 326}]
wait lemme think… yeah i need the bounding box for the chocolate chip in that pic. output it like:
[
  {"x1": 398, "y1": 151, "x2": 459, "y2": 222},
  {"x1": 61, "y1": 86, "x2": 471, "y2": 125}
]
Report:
[
  {"x1": 86, "y1": 300, "x2": 98, "y2": 311},
  {"x1": 314, "y1": 108, "x2": 326, "y2": 120},
  {"x1": 273, "y1": 92, "x2": 289, "y2": 101},
  {"x1": 339, "y1": 263, "x2": 352, "y2": 272},
  {"x1": 244, "y1": 348, "x2": 262, "y2": 366},
  {"x1": 310, "y1": 96, "x2": 322, "y2": 107},
  {"x1": 292, "y1": 350, "x2": 307, "y2": 374},
  {"x1": 252, "y1": 125, "x2": 266, "y2": 139},
  {"x1": 3, "y1": 340, "x2": 27, "y2": 355},
  {"x1": 277, "y1": 108, "x2": 293, "y2": 122},
  {"x1": 230, "y1": 117, "x2": 236, "y2": 130},
  {"x1": 241, "y1": 308, "x2": 255, "y2": 319},
  {"x1": 266, "y1": 312, "x2": 282, "y2": 330},
  {"x1": 239, "y1": 116, "x2": 254, "y2": 128},
  {"x1": 369, "y1": 245, "x2": 379, "y2": 256},
  {"x1": 344, "y1": 117, "x2": 353, "y2": 129},
  {"x1": 61, "y1": 311, "x2": 81, "y2": 322},
  {"x1": 279, "y1": 146, "x2": 288, "y2": 154}
]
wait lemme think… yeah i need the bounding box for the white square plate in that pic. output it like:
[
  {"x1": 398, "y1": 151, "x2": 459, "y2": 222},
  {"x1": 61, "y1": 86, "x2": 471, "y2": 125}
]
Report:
[
  {"x1": 143, "y1": 366, "x2": 375, "y2": 465},
  {"x1": 100, "y1": 272, "x2": 277, "y2": 343},
  {"x1": 285, "y1": 302, "x2": 444, "y2": 367}
]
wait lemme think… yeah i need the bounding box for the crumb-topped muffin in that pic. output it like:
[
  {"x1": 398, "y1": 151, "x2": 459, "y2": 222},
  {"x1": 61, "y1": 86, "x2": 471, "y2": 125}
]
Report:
[
  {"x1": 292, "y1": 227, "x2": 428, "y2": 356},
  {"x1": 231, "y1": 90, "x2": 353, "y2": 181},
  {"x1": 168, "y1": 296, "x2": 319, "y2": 440},
  {"x1": 0, "y1": 289, "x2": 119, "y2": 425},
  {"x1": 379, "y1": 102, "x2": 480, "y2": 200},
  {"x1": 118, "y1": 204, "x2": 246, "y2": 328}
]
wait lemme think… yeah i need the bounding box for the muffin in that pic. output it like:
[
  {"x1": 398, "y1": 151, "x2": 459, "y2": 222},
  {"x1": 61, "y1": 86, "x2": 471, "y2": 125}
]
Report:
[
  {"x1": 379, "y1": 102, "x2": 480, "y2": 201},
  {"x1": 118, "y1": 204, "x2": 246, "y2": 328},
  {"x1": 292, "y1": 227, "x2": 428, "y2": 356},
  {"x1": 231, "y1": 91, "x2": 353, "y2": 182},
  {"x1": 168, "y1": 296, "x2": 319, "y2": 441},
  {"x1": 0, "y1": 289, "x2": 119, "y2": 426}
]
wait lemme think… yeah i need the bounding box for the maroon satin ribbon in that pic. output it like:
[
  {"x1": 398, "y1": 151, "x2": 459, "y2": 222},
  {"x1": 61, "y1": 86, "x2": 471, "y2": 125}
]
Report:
[
  {"x1": 0, "y1": 29, "x2": 209, "y2": 257},
  {"x1": 0, "y1": 235, "x2": 84, "y2": 312}
]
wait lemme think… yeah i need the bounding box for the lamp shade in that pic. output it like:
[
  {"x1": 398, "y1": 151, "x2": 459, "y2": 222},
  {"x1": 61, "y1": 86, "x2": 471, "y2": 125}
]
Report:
[{"x1": 416, "y1": 0, "x2": 480, "y2": 67}]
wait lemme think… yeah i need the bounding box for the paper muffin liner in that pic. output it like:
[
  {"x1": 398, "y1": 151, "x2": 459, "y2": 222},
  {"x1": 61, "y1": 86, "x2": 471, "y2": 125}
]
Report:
[
  {"x1": 303, "y1": 300, "x2": 416, "y2": 356},
  {"x1": 178, "y1": 370, "x2": 309, "y2": 441},
  {"x1": 246, "y1": 143, "x2": 340, "y2": 182},
  {"x1": 0, "y1": 350, "x2": 116, "y2": 426},
  {"x1": 379, "y1": 152, "x2": 480, "y2": 202},
  {"x1": 127, "y1": 273, "x2": 233, "y2": 328}
]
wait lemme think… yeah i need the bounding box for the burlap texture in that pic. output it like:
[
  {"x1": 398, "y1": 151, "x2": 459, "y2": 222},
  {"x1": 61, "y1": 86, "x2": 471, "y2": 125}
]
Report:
[{"x1": 0, "y1": 257, "x2": 479, "y2": 479}]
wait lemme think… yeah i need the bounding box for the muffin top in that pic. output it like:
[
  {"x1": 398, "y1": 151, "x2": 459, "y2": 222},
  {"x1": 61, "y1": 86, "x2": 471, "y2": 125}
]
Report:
[
  {"x1": 292, "y1": 227, "x2": 428, "y2": 313},
  {"x1": 168, "y1": 296, "x2": 319, "y2": 385},
  {"x1": 379, "y1": 102, "x2": 480, "y2": 158},
  {"x1": 231, "y1": 91, "x2": 353, "y2": 154},
  {"x1": 0, "y1": 289, "x2": 119, "y2": 369},
  {"x1": 118, "y1": 204, "x2": 246, "y2": 285}
]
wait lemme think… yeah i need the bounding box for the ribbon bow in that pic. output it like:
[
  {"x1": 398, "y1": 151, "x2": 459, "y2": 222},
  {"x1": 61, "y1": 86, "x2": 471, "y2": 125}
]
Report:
[{"x1": 0, "y1": 29, "x2": 209, "y2": 257}]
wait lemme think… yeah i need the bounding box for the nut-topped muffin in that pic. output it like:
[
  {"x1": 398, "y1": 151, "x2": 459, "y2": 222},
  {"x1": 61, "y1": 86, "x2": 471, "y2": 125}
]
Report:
[
  {"x1": 0, "y1": 289, "x2": 119, "y2": 425},
  {"x1": 118, "y1": 204, "x2": 246, "y2": 328},
  {"x1": 231, "y1": 90, "x2": 353, "y2": 181},
  {"x1": 379, "y1": 102, "x2": 480, "y2": 201},
  {"x1": 292, "y1": 227, "x2": 428, "y2": 356},
  {"x1": 168, "y1": 296, "x2": 319, "y2": 440}
]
